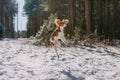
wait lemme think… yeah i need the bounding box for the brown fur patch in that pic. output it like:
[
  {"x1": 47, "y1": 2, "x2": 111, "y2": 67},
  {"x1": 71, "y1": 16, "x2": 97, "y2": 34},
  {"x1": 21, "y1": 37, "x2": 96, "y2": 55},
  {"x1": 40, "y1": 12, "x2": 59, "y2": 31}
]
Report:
[
  {"x1": 62, "y1": 19, "x2": 69, "y2": 24},
  {"x1": 51, "y1": 27, "x2": 61, "y2": 41},
  {"x1": 55, "y1": 19, "x2": 66, "y2": 27},
  {"x1": 50, "y1": 42, "x2": 54, "y2": 47}
]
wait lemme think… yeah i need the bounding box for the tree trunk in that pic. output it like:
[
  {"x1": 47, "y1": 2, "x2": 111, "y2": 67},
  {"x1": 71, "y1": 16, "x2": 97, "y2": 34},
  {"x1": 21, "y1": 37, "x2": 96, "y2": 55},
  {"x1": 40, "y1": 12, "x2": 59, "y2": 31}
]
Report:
[
  {"x1": 68, "y1": 0, "x2": 74, "y2": 38},
  {"x1": 85, "y1": 0, "x2": 91, "y2": 35}
]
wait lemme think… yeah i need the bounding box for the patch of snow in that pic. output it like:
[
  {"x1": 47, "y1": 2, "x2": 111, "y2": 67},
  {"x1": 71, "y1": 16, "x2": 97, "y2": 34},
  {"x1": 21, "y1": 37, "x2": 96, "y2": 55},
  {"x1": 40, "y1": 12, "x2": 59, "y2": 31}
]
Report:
[{"x1": 0, "y1": 39, "x2": 120, "y2": 80}]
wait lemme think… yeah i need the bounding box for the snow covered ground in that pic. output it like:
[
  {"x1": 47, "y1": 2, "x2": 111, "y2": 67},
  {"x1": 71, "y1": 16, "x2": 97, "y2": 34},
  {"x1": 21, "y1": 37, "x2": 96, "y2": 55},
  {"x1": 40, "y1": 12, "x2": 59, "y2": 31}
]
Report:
[{"x1": 0, "y1": 38, "x2": 120, "y2": 80}]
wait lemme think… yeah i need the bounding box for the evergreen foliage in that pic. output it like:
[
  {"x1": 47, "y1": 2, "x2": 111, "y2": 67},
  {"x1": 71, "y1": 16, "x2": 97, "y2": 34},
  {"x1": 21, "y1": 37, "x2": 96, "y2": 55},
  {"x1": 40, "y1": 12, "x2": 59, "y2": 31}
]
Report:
[{"x1": 34, "y1": 13, "x2": 58, "y2": 46}]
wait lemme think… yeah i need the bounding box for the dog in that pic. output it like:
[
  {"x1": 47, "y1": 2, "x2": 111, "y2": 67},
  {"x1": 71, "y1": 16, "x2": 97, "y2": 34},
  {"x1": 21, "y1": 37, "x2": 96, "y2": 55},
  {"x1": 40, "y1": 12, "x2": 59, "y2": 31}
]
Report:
[
  {"x1": 50, "y1": 19, "x2": 69, "y2": 48},
  {"x1": 43, "y1": 19, "x2": 69, "y2": 58}
]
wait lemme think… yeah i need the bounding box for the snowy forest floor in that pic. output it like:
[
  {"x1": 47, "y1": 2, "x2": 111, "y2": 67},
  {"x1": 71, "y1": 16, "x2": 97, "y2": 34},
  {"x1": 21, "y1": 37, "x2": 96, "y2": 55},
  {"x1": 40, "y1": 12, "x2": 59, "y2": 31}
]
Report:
[{"x1": 0, "y1": 38, "x2": 120, "y2": 80}]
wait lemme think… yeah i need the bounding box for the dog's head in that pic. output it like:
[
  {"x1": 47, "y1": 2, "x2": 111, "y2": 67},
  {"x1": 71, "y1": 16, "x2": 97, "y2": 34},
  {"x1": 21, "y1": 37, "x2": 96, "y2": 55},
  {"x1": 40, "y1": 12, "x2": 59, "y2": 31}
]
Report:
[{"x1": 54, "y1": 19, "x2": 69, "y2": 28}]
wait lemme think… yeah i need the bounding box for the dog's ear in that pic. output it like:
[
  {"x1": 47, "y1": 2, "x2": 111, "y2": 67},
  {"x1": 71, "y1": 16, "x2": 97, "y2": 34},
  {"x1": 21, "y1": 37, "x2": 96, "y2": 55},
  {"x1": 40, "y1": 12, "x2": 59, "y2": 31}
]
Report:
[
  {"x1": 54, "y1": 19, "x2": 61, "y2": 27},
  {"x1": 62, "y1": 19, "x2": 69, "y2": 24}
]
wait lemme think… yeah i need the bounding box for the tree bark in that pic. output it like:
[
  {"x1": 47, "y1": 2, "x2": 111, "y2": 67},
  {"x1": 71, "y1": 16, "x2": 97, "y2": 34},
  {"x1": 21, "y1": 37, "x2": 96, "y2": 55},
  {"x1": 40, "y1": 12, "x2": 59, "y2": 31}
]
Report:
[
  {"x1": 85, "y1": 0, "x2": 91, "y2": 35},
  {"x1": 68, "y1": 0, "x2": 74, "y2": 38}
]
